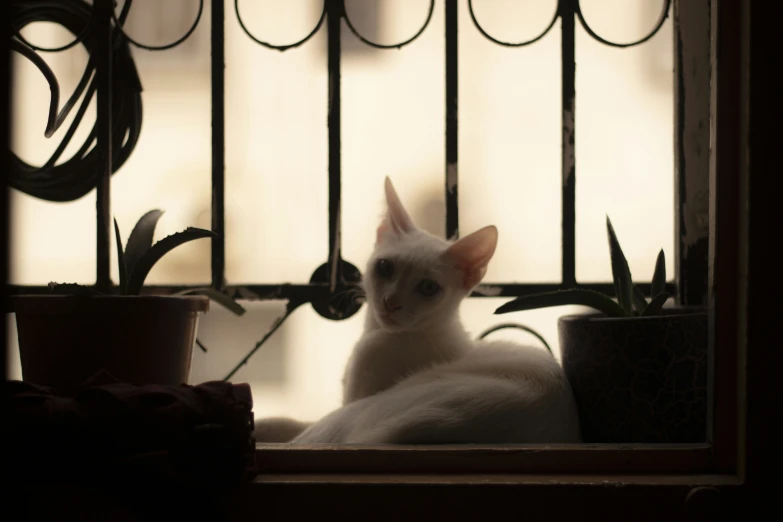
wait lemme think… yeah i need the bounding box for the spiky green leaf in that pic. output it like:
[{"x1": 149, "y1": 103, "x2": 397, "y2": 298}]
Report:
[
  {"x1": 642, "y1": 292, "x2": 669, "y2": 316},
  {"x1": 124, "y1": 209, "x2": 164, "y2": 277},
  {"x1": 113, "y1": 218, "x2": 127, "y2": 294},
  {"x1": 606, "y1": 216, "x2": 635, "y2": 315},
  {"x1": 176, "y1": 287, "x2": 246, "y2": 316},
  {"x1": 651, "y1": 249, "x2": 666, "y2": 298},
  {"x1": 632, "y1": 284, "x2": 648, "y2": 315},
  {"x1": 126, "y1": 228, "x2": 217, "y2": 295},
  {"x1": 494, "y1": 289, "x2": 628, "y2": 318}
]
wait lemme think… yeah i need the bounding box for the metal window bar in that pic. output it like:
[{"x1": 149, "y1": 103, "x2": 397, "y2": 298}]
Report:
[
  {"x1": 211, "y1": 0, "x2": 226, "y2": 292},
  {"x1": 94, "y1": 0, "x2": 113, "y2": 294},
  {"x1": 8, "y1": 0, "x2": 708, "y2": 378}
]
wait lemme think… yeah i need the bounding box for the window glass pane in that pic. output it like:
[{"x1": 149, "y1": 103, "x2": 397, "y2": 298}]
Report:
[
  {"x1": 226, "y1": 0, "x2": 328, "y2": 284},
  {"x1": 10, "y1": 22, "x2": 97, "y2": 284},
  {"x1": 575, "y1": 1, "x2": 675, "y2": 282}
]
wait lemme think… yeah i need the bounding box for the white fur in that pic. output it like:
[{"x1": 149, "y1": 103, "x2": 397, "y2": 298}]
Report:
[
  {"x1": 295, "y1": 341, "x2": 580, "y2": 444},
  {"x1": 257, "y1": 177, "x2": 581, "y2": 444}
]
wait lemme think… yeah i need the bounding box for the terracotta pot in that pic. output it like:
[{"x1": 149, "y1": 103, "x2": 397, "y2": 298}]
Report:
[
  {"x1": 558, "y1": 307, "x2": 708, "y2": 443},
  {"x1": 12, "y1": 295, "x2": 209, "y2": 395}
]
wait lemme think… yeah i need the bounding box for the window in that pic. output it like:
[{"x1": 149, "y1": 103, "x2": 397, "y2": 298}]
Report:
[{"x1": 8, "y1": 0, "x2": 745, "y2": 489}]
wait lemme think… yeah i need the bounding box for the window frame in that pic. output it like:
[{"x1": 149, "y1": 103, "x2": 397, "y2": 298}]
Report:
[
  {"x1": 242, "y1": 1, "x2": 755, "y2": 508},
  {"x1": 4, "y1": 0, "x2": 760, "y2": 510},
  {"x1": 245, "y1": 0, "x2": 745, "y2": 486}
]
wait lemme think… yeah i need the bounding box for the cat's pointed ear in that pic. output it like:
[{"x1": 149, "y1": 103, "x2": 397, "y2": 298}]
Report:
[
  {"x1": 443, "y1": 225, "x2": 498, "y2": 289},
  {"x1": 377, "y1": 177, "x2": 415, "y2": 243}
]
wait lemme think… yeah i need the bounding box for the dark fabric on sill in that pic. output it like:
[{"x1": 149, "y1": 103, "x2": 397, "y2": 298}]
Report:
[{"x1": 4, "y1": 370, "x2": 257, "y2": 489}]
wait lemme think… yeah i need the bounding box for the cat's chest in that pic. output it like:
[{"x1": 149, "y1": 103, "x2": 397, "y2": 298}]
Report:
[
  {"x1": 343, "y1": 332, "x2": 437, "y2": 402},
  {"x1": 349, "y1": 332, "x2": 422, "y2": 372}
]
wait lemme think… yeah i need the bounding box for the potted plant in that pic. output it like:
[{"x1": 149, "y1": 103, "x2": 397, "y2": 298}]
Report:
[
  {"x1": 494, "y1": 217, "x2": 707, "y2": 443},
  {"x1": 11, "y1": 210, "x2": 244, "y2": 395}
]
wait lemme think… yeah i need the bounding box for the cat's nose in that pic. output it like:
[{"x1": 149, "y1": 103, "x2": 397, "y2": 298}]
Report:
[{"x1": 383, "y1": 296, "x2": 401, "y2": 312}]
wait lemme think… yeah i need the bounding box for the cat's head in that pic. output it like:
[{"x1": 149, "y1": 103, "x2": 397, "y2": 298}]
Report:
[{"x1": 363, "y1": 177, "x2": 498, "y2": 333}]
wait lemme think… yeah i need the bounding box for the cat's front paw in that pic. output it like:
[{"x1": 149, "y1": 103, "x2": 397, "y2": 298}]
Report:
[{"x1": 254, "y1": 417, "x2": 311, "y2": 443}]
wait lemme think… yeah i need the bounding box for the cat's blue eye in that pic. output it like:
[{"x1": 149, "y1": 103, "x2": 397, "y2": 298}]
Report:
[
  {"x1": 376, "y1": 259, "x2": 394, "y2": 278},
  {"x1": 417, "y1": 279, "x2": 441, "y2": 297}
]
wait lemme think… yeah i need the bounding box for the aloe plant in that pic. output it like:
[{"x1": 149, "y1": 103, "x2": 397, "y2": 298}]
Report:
[
  {"x1": 494, "y1": 216, "x2": 668, "y2": 318},
  {"x1": 49, "y1": 209, "x2": 245, "y2": 316}
]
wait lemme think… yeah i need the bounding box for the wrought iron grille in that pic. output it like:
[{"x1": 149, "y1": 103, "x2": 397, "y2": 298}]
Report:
[{"x1": 9, "y1": 0, "x2": 706, "y2": 380}]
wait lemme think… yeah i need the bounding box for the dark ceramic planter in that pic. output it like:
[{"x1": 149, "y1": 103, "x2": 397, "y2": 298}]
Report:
[
  {"x1": 12, "y1": 295, "x2": 209, "y2": 396},
  {"x1": 558, "y1": 307, "x2": 708, "y2": 443}
]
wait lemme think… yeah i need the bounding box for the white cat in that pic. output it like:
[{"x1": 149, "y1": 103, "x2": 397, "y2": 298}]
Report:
[{"x1": 256, "y1": 178, "x2": 581, "y2": 444}]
